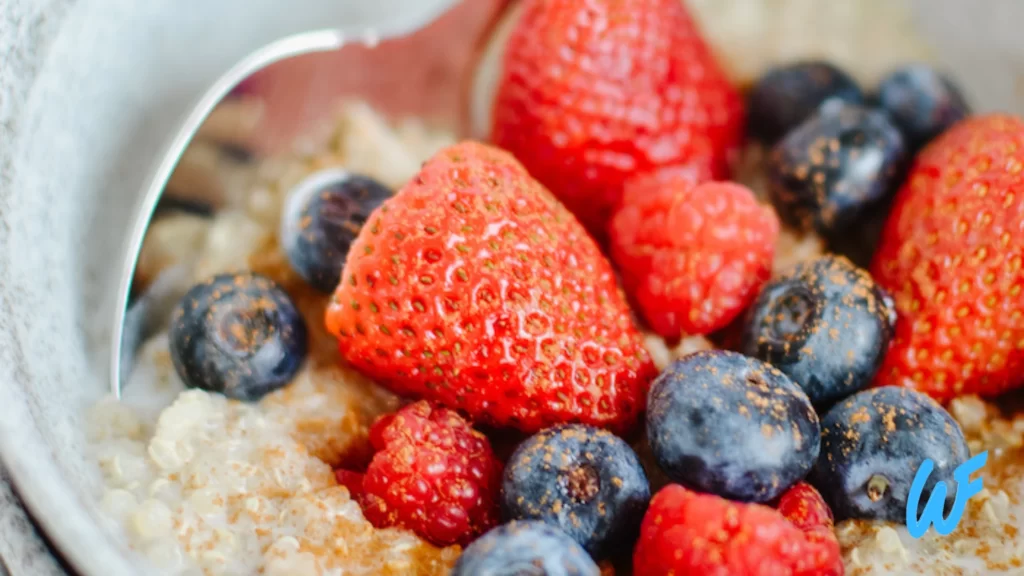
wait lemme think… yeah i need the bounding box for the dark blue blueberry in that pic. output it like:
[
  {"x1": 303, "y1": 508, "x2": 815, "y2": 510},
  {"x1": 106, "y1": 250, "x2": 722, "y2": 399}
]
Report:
[
  {"x1": 748, "y1": 60, "x2": 864, "y2": 144},
  {"x1": 810, "y1": 386, "x2": 969, "y2": 523},
  {"x1": 876, "y1": 65, "x2": 970, "y2": 151},
  {"x1": 280, "y1": 169, "x2": 392, "y2": 293},
  {"x1": 169, "y1": 273, "x2": 307, "y2": 401},
  {"x1": 767, "y1": 100, "x2": 907, "y2": 239},
  {"x1": 646, "y1": 350, "x2": 820, "y2": 503},
  {"x1": 501, "y1": 424, "x2": 650, "y2": 559},
  {"x1": 822, "y1": 202, "x2": 891, "y2": 269},
  {"x1": 741, "y1": 255, "x2": 895, "y2": 407},
  {"x1": 452, "y1": 521, "x2": 600, "y2": 576}
]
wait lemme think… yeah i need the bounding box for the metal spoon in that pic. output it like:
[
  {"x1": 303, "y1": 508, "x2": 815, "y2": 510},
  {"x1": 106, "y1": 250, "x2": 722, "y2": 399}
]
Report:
[
  {"x1": 108, "y1": 0, "x2": 505, "y2": 398},
  {"x1": 108, "y1": 30, "x2": 359, "y2": 398}
]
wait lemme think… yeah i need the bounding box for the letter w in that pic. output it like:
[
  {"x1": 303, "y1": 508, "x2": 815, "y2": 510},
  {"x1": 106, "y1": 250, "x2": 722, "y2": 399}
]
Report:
[{"x1": 906, "y1": 451, "x2": 988, "y2": 539}]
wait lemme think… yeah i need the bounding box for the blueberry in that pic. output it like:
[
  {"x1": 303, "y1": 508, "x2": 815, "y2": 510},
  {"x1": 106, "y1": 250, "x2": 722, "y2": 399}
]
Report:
[
  {"x1": 280, "y1": 169, "x2": 392, "y2": 293},
  {"x1": 810, "y1": 387, "x2": 969, "y2": 523},
  {"x1": 646, "y1": 350, "x2": 820, "y2": 503},
  {"x1": 452, "y1": 521, "x2": 600, "y2": 576},
  {"x1": 748, "y1": 60, "x2": 864, "y2": 144},
  {"x1": 741, "y1": 255, "x2": 895, "y2": 407},
  {"x1": 502, "y1": 424, "x2": 650, "y2": 559},
  {"x1": 169, "y1": 273, "x2": 307, "y2": 401},
  {"x1": 876, "y1": 65, "x2": 970, "y2": 150},
  {"x1": 822, "y1": 203, "x2": 890, "y2": 269},
  {"x1": 767, "y1": 101, "x2": 907, "y2": 239}
]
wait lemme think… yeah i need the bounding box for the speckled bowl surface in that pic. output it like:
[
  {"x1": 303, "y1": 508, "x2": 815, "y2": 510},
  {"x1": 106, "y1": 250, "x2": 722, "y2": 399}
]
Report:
[{"x1": 1, "y1": 1, "x2": 1024, "y2": 575}]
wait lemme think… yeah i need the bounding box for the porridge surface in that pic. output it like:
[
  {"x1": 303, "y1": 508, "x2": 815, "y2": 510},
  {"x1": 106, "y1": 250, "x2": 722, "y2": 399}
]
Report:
[
  {"x1": 90, "y1": 387, "x2": 457, "y2": 576},
  {"x1": 90, "y1": 1, "x2": 1024, "y2": 575}
]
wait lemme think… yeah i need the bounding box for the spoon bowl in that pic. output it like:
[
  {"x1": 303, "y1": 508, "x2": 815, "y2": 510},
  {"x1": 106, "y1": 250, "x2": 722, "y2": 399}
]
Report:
[
  {"x1": 109, "y1": 31, "x2": 353, "y2": 398},
  {"x1": 110, "y1": 0, "x2": 508, "y2": 399}
]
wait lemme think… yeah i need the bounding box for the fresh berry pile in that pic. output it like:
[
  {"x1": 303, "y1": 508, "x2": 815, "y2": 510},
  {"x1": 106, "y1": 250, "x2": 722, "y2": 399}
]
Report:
[{"x1": 162, "y1": 0, "x2": 1024, "y2": 573}]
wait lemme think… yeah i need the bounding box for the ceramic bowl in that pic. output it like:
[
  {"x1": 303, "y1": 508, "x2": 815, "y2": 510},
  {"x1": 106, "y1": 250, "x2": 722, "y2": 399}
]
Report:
[{"x1": 1, "y1": 0, "x2": 1023, "y2": 575}]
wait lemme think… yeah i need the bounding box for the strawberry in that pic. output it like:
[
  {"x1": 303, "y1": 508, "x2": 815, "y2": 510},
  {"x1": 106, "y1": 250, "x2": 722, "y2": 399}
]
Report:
[
  {"x1": 871, "y1": 114, "x2": 1024, "y2": 400},
  {"x1": 633, "y1": 483, "x2": 842, "y2": 576},
  {"x1": 490, "y1": 0, "x2": 744, "y2": 241},
  {"x1": 325, "y1": 141, "x2": 656, "y2": 433},
  {"x1": 609, "y1": 172, "x2": 778, "y2": 339}
]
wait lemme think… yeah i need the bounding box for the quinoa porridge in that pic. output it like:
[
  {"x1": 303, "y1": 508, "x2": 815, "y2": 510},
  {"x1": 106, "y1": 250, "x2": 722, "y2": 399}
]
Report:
[{"x1": 87, "y1": 1, "x2": 1024, "y2": 575}]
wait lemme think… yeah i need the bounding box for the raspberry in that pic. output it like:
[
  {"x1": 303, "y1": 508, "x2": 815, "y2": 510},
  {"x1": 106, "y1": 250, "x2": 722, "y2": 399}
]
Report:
[
  {"x1": 633, "y1": 483, "x2": 842, "y2": 576},
  {"x1": 773, "y1": 482, "x2": 837, "y2": 536},
  {"x1": 333, "y1": 469, "x2": 365, "y2": 501},
  {"x1": 610, "y1": 173, "x2": 779, "y2": 339},
  {"x1": 358, "y1": 401, "x2": 503, "y2": 547}
]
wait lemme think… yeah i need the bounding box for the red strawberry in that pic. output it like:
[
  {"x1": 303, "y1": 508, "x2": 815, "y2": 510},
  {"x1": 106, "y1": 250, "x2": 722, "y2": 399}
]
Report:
[
  {"x1": 634, "y1": 483, "x2": 842, "y2": 576},
  {"x1": 325, "y1": 141, "x2": 656, "y2": 433},
  {"x1": 357, "y1": 401, "x2": 503, "y2": 546},
  {"x1": 490, "y1": 0, "x2": 744, "y2": 241},
  {"x1": 609, "y1": 172, "x2": 778, "y2": 339},
  {"x1": 871, "y1": 114, "x2": 1024, "y2": 400}
]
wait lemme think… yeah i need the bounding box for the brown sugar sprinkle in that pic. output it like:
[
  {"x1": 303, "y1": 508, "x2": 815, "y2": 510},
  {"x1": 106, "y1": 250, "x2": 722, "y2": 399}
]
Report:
[
  {"x1": 92, "y1": 389, "x2": 457, "y2": 576},
  {"x1": 261, "y1": 363, "x2": 400, "y2": 468}
]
